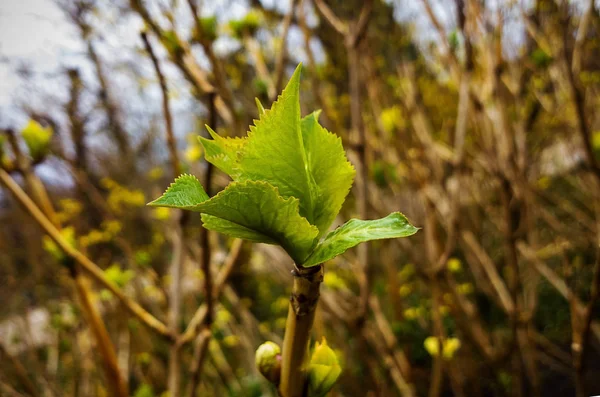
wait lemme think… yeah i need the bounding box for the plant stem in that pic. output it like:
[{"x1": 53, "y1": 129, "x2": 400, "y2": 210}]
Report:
[{"x1": 279, "y1": 265, "x2": 323, "y2": 397}]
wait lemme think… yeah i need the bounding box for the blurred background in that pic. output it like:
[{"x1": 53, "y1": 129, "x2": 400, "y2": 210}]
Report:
[{"x1": 1, "y1": 0, "x2": 600, "y2": 396}]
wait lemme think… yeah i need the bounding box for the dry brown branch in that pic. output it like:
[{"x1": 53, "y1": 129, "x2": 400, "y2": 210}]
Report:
[
  {"x1": 141, "y1": 31, "x2": 181, "y2": 178},
  {"x1": 274, "y1": 0, "x2": 297, "y2": 95}
]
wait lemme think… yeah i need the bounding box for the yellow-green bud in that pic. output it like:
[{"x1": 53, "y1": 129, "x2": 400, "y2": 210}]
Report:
[
  {"x1": 308, "y1": 338, "x2": 341, "y2": 397},
  {"x1": 21, "y1": 120, "x2": 53, "y2": 161},
  {"x1": 255, "y1": 341, "x2": 281, "y2": 385},
  {"x1": 424, "y1": 336, "x2": 462, "y2": 360},
  {"x1": 43, "y1": 227, "x2": 77, "y2": 262}
]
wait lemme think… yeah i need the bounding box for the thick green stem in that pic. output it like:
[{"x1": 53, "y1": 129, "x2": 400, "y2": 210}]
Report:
[{"x1": 279, "y1": 265, "x2": 323, "y2": 397}]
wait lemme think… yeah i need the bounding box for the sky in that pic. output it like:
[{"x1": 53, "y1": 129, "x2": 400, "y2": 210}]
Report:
[
  {"x1": 0, "y1": 0, "x2": 528, "y2": 129},
  {"x1": 0, "y1": 0, "x2": 81, "y2": 122}
]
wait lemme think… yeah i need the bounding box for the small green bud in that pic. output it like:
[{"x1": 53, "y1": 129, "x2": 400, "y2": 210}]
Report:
[
  {"x1": 228, "y1": 9, "x2": 262, "y2": 39},
  {"x1": 424, "y1": 336, "x2": 462, "y2": 360},
  {"x1": 21, "y1": 120, "x2": 53, "y2": 161},
  {"x1": 255, "y1": 341, "x2": 281, "y2": 385},
  {"x1": 0, "y1": 134, "x2": 7, "y2": 169},
  {"x1": 193, "y1": 16, "x2": 217, "y2": 42},
  {"x1": 308, "y1": 338, "x2": 341, "y2": 397},
  {"x1": 160, "y1": 30, "x2": 183, "y2": 57}
]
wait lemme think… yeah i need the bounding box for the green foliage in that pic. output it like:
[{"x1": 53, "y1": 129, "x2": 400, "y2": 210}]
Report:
[
  {"x1": 448, "y1": 30, "x2": 459, "y2": 53},
  {"x1": 43, "y1": 227, "x2": 76, "y2": 262},
  {"x1": 0, "y1": 134, "x2": 8, "y2": 168},
  {"x1": 150, "y1": 65, "x2": 417, "y2": 266},
  {"x1": 104, "y1": 264, "x2": 134, "y2": 288},
  {"x1": 228, "y1": 10, "x2": 262, "y2": 39},
  {"x1": 530, "y1": 48, "x2": 553, "y2": 68},
  {"x1": 133, "y1": 384, "x2": 155, "y2": 397},
  {"x1": 423, "y1": 336, "x2": 461, "y2": 360},
  {"x1": 194, "y1": 16, "x2": 217, "y2": 42},
  {"x1": 21, "y1": 120, "x2": 53, "y2": 160},
  {"x1": 302, "y1": 213, "x2": 418, "y2": 267},
  {"x1": 199, "y1": 126, "x2": 246, "y2": 178},
  {"x1": 252, "y1": 77, "x2": 268, "y2": 96},
  {"x1": 593, "y1": 130, "x2": 600, "y2": 160},
  {"x1": 307, "y1": 338, "x2": 342, "y2": 397},
  {"x1": 151, "y1": 178, "x2": 318, "y2": 262},
  {"x1": 160, "y1": 30, "x2": 183, "y2": 57}
]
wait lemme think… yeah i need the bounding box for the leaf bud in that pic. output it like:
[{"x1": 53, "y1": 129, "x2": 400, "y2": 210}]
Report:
[
  {"x1": 255, "y1": 341, "x2": 281, "y2": 385},
  {"x1": 308, "y1": 338, "x2": 341, "y2": 397}
]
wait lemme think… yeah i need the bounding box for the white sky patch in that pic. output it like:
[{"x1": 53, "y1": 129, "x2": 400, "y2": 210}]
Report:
[{"x1": 0, "y1": 0, "x2": 81, "y2": 125}]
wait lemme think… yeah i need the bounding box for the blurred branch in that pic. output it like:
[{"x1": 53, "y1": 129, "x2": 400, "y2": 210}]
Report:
[
  {"x1": 244, "y1": 33, "x2": 276, "y2": 100},
  {"x1": 0, "y1": 168, "x2": 173, "y2": 340},
  {"x1": 315, "y1": 0, "x2": 374, "y2": 320},
  {"x1": 1, "y1": 126, "x2": 129, "y2": 395},
  {"x1": 178, "y1": 238, "x2": 244, "y2": 346},
  {"x1": 130, "y1": 0, "x2": 236, "y2": 126},
  {"x1": 313, "y1": 0, "x2": 348, "y2": 35},
  {"x1": 186, "y1": 0, "x2": 236, "y2": 112},
  {"x1": 0, "y1": 343, "x2": 40, "y2": 397},
  {"x1": 186, "y1": 92, "x2": 217, "y2": 396},
  {"x1": 73, "y1": 268, "x2": 128, "y2": 397},
  {"x1": 141, "y1": 31, "x2": 182, "y2": 178},
  {"x1": 572, "y1": 246, "x2": 600, "y2": 397},
  {"x1": 273, "y1": 0, "x2": 297, "y2": 96},
  {"x1": 572, "y1": 0, "x2": 595, "y2": 76}
]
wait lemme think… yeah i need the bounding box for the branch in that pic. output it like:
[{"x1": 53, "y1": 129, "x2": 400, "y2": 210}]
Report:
[
  {"x1": 274, "y1": 0, "x2": 297, "y2": 95},
  {"x1": 178, "y1": 238, "x2": 244, "y2": 346},
  {"x1": 313, "y1": 0, "x2": 348, "y2": 35},
  {"x1": 141, "y1": 31, "x2": 182, "y2": 178},
  {"x1": 348, "y1": 0, "x2": 374, "y2": 48},
  {"x1": 572, "y1": 0, "x2": 595, "y2": 75},
  {"x1": 186, "y1": 92, "x2": 217, "y2": 396},
  {"x1": 0, "y1": 168, "x2": 173, "y2": 339}
]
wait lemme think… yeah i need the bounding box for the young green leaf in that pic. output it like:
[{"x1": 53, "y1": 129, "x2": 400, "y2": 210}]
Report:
[
  {"x1": 150, "y1": 178, "x2": 319, "y2": 263},
  {"x1": 302, "y1": 212, "x2": 419, "y2": 267},
  {"x1": 301, "y1": 111, "x2": 355, "y2": 236},
  {"x1": 198, "y1": 126, "x2": 246, "y2": 178},
  {"x1": 151, "y1": 64, "x2": 419, "y2": 267},
  {"x1": 200, "y1": 214, "x2": 277, "y2": 244},
  {"x1": 195, "y1": 181, "x2": 318, "y2": 262},
  {"x1": 237, "y1": 64, "x2": 319, "y2": 226},
  {"x1": 148, "y1": 174, "x2": 209, "y2": 209}
]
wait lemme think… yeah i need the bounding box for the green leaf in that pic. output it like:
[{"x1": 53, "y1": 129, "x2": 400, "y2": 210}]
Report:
[
  {"x1": 198, "y1": 126, "x2": 246, "y2": 178},
  {"x1": 148, "y1": 174, "x2": 209, "y2": 209},
  {"x1": 301, "y1": 111, "x2": 355, "y2": 236},
  {"x1": 302, "y1": 212, "x2": 419, "y2": 267},
  {"x1": 200, "y1": 67, "x2": 354, "y2": 238},
  {"x1": 197, "y1": 181, "x2": 318, "y2": 262},
  {"x1": 237, "y1": 65, "x2": 319, "y2": 224},
  {"x1": 151, "y1": 178, "x2": 318, "y2": 263},
  {"x1": 200, "y1": 214, "x2": 277, "y2": 244}
]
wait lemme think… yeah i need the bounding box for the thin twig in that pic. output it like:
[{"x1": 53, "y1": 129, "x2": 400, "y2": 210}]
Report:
[
  {"x1": 178, "y1": 238, "x2": 244, "y2": 346},
  {"x1": 273, "y1": 0, "x2": 297, "y2": 95},
  {"x1": 141, "y1": 31, "x2": 181, "y2": 178}
]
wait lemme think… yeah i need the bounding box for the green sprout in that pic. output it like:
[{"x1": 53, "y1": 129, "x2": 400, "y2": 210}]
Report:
[{"x1": 149, "y1": 64, "x2": 418, "y2": 268}]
